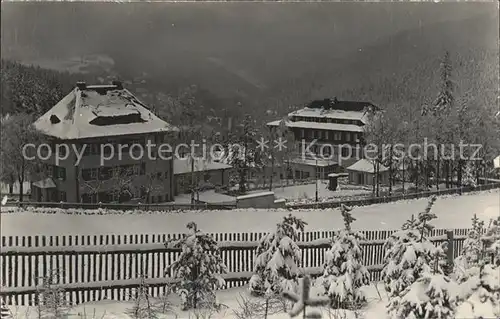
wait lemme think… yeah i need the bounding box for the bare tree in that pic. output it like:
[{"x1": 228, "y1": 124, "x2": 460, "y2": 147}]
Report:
[{"x1": 0, "y1": 113, "x2": 45, "y2": 202}]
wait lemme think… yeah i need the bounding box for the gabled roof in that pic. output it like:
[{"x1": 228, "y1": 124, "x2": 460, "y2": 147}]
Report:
[
  {"x1": 307, "y1": 98, "x2": 378, "y2": 112},
  {"x1": 267, "y1": 120, "x2": 364, "y2": 132},
  {"x1": 346, "y1": 158, "x2": 389, "y2": 174},
  {"x1": 33, "y1": 83, "x2": 177, "y2": 140},
  {"x1": 288, "y1": 108, "x2": 370, "y2": 123}
]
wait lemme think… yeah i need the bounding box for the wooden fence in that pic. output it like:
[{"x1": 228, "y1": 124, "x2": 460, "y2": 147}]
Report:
[
  {"x1": 1, "y1": 201, "x2": 237, "y2": 211},
  {"x1": 0, "y1": 228, "x2": 471, "y2": 306},
  {"x1": 287, "y1": 182, "x2": 500, "y2": 209},
  {"x1": 2, "y1": 182, "x2": 499, "y2": 213}
]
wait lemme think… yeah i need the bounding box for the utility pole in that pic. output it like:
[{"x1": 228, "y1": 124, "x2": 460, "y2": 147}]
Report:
[
  {"x1": 315, "y1": 157, "x2": 319, "y2": 202},
  {"x1": 190, "y1": 153, "x2": 195, "y2": 205}
]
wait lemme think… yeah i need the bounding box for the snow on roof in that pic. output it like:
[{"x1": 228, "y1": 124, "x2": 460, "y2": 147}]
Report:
[
  {"x1": 288, "y1": 107, "x2": 369, "y2": 123},
  {"x1": 289, "y1": 157, "x2": 338, "y2": 167},
  {"x1": 346, "y1": 158, "x2": 389, "y2": 173},
  {"x1": 236, "y1": 191, "x2": 274, "y2": 200},
  {"x1": 32, "y1": 178, "x2": 56, "y2": 189},
  {"x1": 174, "y1": 158, "x2": 232, "y2": 175},
  {"x1": 267, "y1": 120, "x2": 364, "y2": 133},
  {"x1": 33, "y1": 84, "x2": 178, "y2": 140}
]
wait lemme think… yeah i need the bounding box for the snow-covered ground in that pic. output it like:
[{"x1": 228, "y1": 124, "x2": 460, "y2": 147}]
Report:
[
  {"x1": 6, "y1": 284, "x2": 388, "y2": 319},
  {"x1": 2, "y1": 189, "x2": 499, "y2": 236}
]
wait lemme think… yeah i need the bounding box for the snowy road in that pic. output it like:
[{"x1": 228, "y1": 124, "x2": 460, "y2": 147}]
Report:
[{"x1": 2, "y1": 190, "x2": 499, "y2": 236}]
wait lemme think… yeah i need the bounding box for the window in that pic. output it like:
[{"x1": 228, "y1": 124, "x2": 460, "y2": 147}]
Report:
[
  {"x1": 56, "y1": 167, "x2": 66, "y2": 180},
  {"x1": 334, "y1": 132, "x2": 341, "y2": 141},
  {"x1": 47, "y1": 165, "x2": 54, "y2": 178},
  {"x1": 341, "y1": 147, "x2": 349, "y2": 157},
  {"x1": 156, "y1": 172, "x2": 162, "y2": 180},
  {"x1": 300, "y1": 129, "x2": 305, "y2": 138},
  {"x1": 59, "y1": 191, "x2": 66, "y2": 202},
  {"x1": 325, "y1": 131, "x2": 329, "y2": 140},
  {"x1": 346, "y1": 132, "x2": 351, "y2": 142},
  {"x1": 90, "y1": 168, "x2": 98, "y2": 180},
  {"x1": 81, "y1": 169, "x2": 91, "y2": 181},
  {"x1": 140, "y1": 163, "x2": 146, "y2": 175},
  {"x1": 164, "y1": 171, "x2": 169, "y2": 180}
]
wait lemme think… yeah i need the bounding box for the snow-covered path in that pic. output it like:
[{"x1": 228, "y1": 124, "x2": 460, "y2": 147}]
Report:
[{"x1": 2, "y1": 190, "x2": 498, "y2": 236}]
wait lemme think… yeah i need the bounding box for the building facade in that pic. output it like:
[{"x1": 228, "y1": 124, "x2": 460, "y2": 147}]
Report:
[
  {"x1": 31, "y1": 81, "x2": 178, "y2": 204},
  {"x1": 267, "y1": 98, "x2": 378, "y2": 177}
]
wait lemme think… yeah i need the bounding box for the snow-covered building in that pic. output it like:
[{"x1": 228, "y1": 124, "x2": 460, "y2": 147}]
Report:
[
  {"x1": 346, "y1": 158, "x2": 390, "y2": 185},
  {"x1": 31, "y1": 81, "x2": 178, "y2": 203},
  {"x1": 173, "y1": 157, "x2": 233, "y2": 195},
  {"x1": 267, "y1": 98, "x2": 379, "y2": 176}
]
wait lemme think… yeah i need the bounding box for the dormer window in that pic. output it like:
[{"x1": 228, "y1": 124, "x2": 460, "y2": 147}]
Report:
[{"x1": 50, "y1": 115, "x2": 60, "y2": 124}]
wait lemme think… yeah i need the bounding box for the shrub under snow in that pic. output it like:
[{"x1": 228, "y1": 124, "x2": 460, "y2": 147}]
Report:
[
  {"x1": 382, "y1": 196, "x2": 444, "y2": 298},
  {"x1": 383, "y1": 196, "x2": 458, "y2": 318},
  {"x1": 390, "y1": 264, "x2": 458, "y2": 319},
  {"x1": 455, "y1": 264, "x2": 500, "y2": 319},
  {"x1": 453, "y1": 216, "x2": 500, "y2": 319},
  {"x1": 453, "y1": 214, "x2": 484, "y2": 283},
  {"x1": 165, "y1": 222, "x2": 227, "y2": 311},
  {"x1": 314, "y1": 204, "x2": 370, "y2": 309},
  {"x1": 249, "y1": 214, "x2": 306, "y2": 296}
]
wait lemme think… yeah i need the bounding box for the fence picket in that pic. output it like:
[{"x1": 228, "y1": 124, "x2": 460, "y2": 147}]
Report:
[{"x1": 0, "y1": 228, "x2": 476, "y2": 306}]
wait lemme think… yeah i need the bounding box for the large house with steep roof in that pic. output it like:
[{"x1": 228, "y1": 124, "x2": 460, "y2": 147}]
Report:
[
  {"x1": 267, "y1": 98, "x2": 379, "y2": 179},
  {"x1": 31, "y1": 81, "x2": 178, "y2": 204}
]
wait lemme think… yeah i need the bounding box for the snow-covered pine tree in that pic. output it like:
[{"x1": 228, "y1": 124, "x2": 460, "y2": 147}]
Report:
[
  {"x1": 381, "y1": 196, "x2": 441, "y2": 299},
  {"x1": 385, "y1": 196, "x2": 458, "y2": 319},
  {"x1": 315, "y1": 204, "x2": 370, "y2": 309},
  {"x1": 249, "y1": 214, "x2": 307, "y2": 296},
  {"x1": 391, "y1": 262, "x2": 457, "y2": 319},
  {"x1": 165, "y1": 222, "x2": 227, "y2": 311},
  {"x1": 483, "y1": 216, "x2": 500, "y2": 266},
  {"x1": 453, "y1": 215, "x2": 500, "y2": 318},
  {"x1": 453, "y1": 214, "x2": 484, "y2": 283},
  {"x1": 455, "y1": 263, "x2": 500, "y2": 319}
]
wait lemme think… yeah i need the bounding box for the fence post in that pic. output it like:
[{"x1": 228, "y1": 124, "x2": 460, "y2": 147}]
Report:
[{"x1": 446, "y1": 230, "x2": 454, "y2": 274}]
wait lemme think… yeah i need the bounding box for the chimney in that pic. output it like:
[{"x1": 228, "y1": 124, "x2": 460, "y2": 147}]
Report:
[
  {"x1": 76, "y1": 81, "x2": 86, "y2": 90},
  {"x1": 112, "y1": 80, "x2": 123, "y2": 90}
]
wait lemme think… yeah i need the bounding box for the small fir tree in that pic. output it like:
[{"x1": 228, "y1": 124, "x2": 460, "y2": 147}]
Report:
[
  {"x1": 126, "y1": 274, "x2": 159, "y2": 319},
  {"x1": 249, "y1": 214, "x2": 307, "y2": 296},
  {"x1": 453, "y1": 214, "x2": 484, "y2": 283},
  {"x1": 455, "y1": 263, "x2": 500, "y2": 319},
  {"x1": 315, "y1": 204, "x2": 370, "y2": 309},
  {"x1": 381, "y1": 196, "x2": 441, "y2": 299},
  {"x1": 385, "y1": 197, "x2": 458, "y2": 319},
  {"x1": 165, "y1": 222, "x2": 227, "y2": 311},
  {"x1": 454, "y1": 216, "x2": 500, "y2": 318},
  {"x1": 391, "y1": 263, "x2": 457, "y2": 319},
  {"x1": 483, "y1": 216, "x2": 500, "y2": 266}
]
